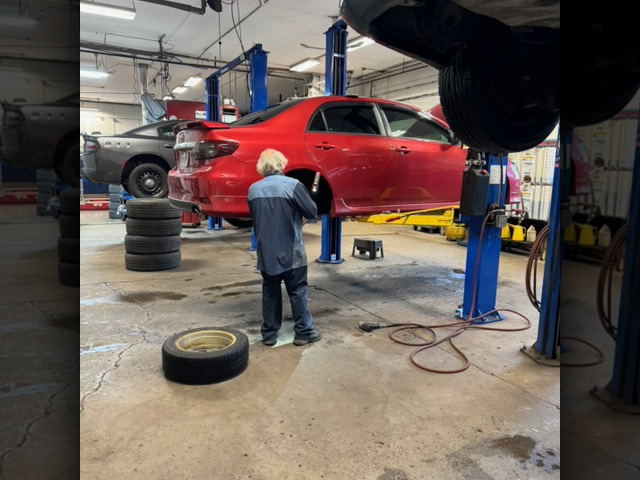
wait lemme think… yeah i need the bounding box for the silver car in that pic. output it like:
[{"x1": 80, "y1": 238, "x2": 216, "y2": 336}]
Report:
[{"x1": 81, "y1": 120, "x2": 179, "y2": 197}]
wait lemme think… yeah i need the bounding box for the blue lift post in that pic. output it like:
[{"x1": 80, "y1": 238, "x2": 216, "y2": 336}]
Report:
[
  {"x1": 457, "y1": 154, "x2": 508, "y2": 323},
  {"x1": 316, "y1": 20, "x2": 348, "y2": 264},
  {"x1": 204, "y1": 44, "x2": 269, "y2": 232},
  {"x1": 592, "y1": 118, "x2": 640, "y2": 412},
  {"x1": 521, "y1": 135, "x2": 563, "y2": 365}
]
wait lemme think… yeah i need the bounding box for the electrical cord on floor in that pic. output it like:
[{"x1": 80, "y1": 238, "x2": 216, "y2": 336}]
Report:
[
  {"x1": 360, "y1": 208, "x2": 532, "y2": 374},
  {"x1": 525, "y1": 223, "x2": 605, "y2": 366},
  {"x1": 596, "y1": 224, "x2": 627, "y2": 340}
]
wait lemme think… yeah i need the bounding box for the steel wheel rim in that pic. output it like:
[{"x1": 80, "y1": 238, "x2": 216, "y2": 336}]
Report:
[
  {"x1": 136, "y1": 170, "x2": 163, "y2": 196},
  {"x1": 175, "y1": 330, "x2": 237, "y2": 353}
]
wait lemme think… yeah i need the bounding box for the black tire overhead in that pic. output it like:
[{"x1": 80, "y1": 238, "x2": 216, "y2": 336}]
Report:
[
  {"x1": 127, "y1": 163, "x2": 168, "y2": 198},
  {"x1": 125, "y1": 251, "x2": 181, "y2": 271},
  {"x1": 59, "y1": 188, "x2": 80, "y2": 216},
  {"x1": 162, "y1": 327, "x2": 249, "y2": 385},
  {"x1": 58, "y1": 261, "x2": 79, "y2": 286},
  {"x1": 439, "y1": 43, "x2": 558, "y2": 153},
  {"x1": 58, "y1": 144, "x2": 80, "y2": 188},
  {"x1": 125, "y1": 217, "x2": 182, "y2": 236},
  {"x1": 58, "y1": 237, "x2": 80, "y2": 263},
  {"x1": 125, "y1": 234, "x2": 181, "y2": 254},
  {"x1": 59, "y1": 214, "x2": 80, "y2": 238},
  {"x1": 126, "y1": 198, "x2": 181, "y2": 219}
]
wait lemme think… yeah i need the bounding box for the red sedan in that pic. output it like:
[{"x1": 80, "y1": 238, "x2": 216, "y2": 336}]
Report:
[{"x1": 168, "y1": 96, "x2": 468, "y2": 222}]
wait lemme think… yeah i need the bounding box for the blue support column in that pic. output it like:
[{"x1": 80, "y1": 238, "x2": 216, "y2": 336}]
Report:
[
  {"x1": 205, "y1": 76, "x2": 221, "y2": 122},
  {"x1": 248, "y1": 227, "x2": 257, "y2": 252},
  {"x1": 247, "y1": 45, "x2": 268, "y2": 112},
  {"x1": 458, "y1": 154, "x2": 507, "y2": 324},
  {"x1": 207, "y1": 217, "x2": 223, "y2": 230},
  {"x1": 317, "y1": 20, "x2": 348, "y2": 265},
  {"x1": 316, "y1": 215, "x2": 343, "y2": 264}
]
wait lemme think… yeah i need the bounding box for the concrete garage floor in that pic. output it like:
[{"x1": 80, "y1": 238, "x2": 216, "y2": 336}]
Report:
[{"x1": 80, "y1": 211, "x2": 560, "y2": 480}]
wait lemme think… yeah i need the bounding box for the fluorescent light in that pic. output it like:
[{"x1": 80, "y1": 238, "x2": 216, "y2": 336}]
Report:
[
  {"x1": 347, "y1": 37, "x2": 375, "y2": 52},
  {"x1": 289, "y1": 58, "x2": 321, "y2": 72},
  {"x1": 172, "y1": 86, "x2": 187, "y2": 94},
  {"x1": 163, "y1": 95, "x2": 173, "y2": 101},
  {"x1": 80, "y1": 68, "x2": 110, "y2": 79},
  {"x1": 80, "y1": 1, "x2": 136, "y2": 20},
  {"x1": 184, "y1": 76, "x2": 202, "y2": 87},
  {"x1": 0, "y1": 12, "x2": 37, "y2": 28}
]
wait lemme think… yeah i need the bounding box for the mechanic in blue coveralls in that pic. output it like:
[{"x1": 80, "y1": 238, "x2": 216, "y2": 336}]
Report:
[{"x1": 248, "y1": 148, "x2": 322, "y2": 347}]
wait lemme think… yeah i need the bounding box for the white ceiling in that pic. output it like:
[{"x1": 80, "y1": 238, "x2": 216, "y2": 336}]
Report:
[{"x1": 80, "y1": 0, "x2": 412, "y2": 105}]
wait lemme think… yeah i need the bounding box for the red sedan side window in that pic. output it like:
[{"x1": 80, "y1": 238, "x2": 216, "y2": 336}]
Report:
[{"x1": 381, "y1": 106, "x2": 450, "y2": 143}]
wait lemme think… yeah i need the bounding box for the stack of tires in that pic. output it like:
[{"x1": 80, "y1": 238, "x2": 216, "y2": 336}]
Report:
[
  {"x1": 124, "y1": 198, "x2": 182, "y2": 271},
  {"x1": 108, "y1": 184, "x2": 122, "y2": 219},
  {"x1": 36, "y1": 169, "x2": 56, "y2": 216},
  {"x1": 58, "y1": 188, "x2": 80, "y2": 286}
]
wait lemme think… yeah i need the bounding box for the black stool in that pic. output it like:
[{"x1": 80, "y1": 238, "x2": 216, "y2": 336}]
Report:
[{"x1": 352, "y1": 238, "x2": 384, "y2": 260}]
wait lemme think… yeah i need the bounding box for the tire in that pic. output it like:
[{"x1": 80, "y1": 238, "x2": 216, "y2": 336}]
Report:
[
  {"x1": 125, "y1": 251, "x2": 181, "y2": 271},
  {"x1": 125, "y1": 217, "x2": 182, "y2": 236},
  {"x1": 37, "y1": 183, "x2": 53, "y2": 194},
  {"x1": 126, "y1": 198, "x2": 181, "y2": 219},
  {"x1": 439, "y1": 42, "x2": 558, "y2": 153},
  {"x1": 58, "y1": 261, "x2": 79, "y2": 286},
  {"x1": 59, "y1": 214, "x2": 79, "y2": 238},
  {"x1": 125, "y1": 234, "x2": 181, "y2": 254},
  {"x1": 162, "y1": 327, "x2": 249, "y2": 385},
  {"x1": 224, "y1": 217, "x2": 253, "y2": 229},
  {"x1": 37, "y1": 193, "x2": 50, "y2": 204},
  {"x1": 109, "y1": 193, "x2": 121, "y2": 202},
  {"x1": 108, "y1": 184, "x2": 122, "y2": 193},
  {"x1": 58, "y1": 237, "x2": 79, "y2": 263},
  {"x1": 57, "y1": 144, "x2": 80, "y2": 188},
  {"x1": 59, "y1": 188, "x2": 80, "y2": 216},
  {"x1": 36, "y1": 169, "x2": 56, "y2": 181},
  {"x1": 127, "y1": 163, "x2": 168, "y2": 198},
  {"x1": 109, "y1": 210, "x2": 120, "y2": 220},
  {"x1": 36, "y1": 205, "x2": 52, "y2": 216},
  {"x1": 109, "y1": 200, "x2": 120, "y2": 209}
]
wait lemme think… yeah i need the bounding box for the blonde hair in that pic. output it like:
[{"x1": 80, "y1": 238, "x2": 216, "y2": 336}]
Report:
[{"x1": 257, "y1": 148, "x2": 288, "y2": 176}]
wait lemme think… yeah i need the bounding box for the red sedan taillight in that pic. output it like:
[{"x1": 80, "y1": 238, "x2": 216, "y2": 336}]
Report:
[
  {"x1": 3, "y1": 109, "x2": 24, "y2": 125},
  {"x1": 84, "y1": 139, "x2": 100, "y2": 152},
  {"x1": 191, "y1": 140, "x2": 239, "y2": 161}
]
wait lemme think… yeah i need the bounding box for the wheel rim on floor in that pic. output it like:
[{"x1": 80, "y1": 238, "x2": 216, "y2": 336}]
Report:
[{"x1": 175, "y1": 330, "x2": 237, "y2": 353}]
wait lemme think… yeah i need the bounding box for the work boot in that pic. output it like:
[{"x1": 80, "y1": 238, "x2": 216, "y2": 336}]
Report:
[
  {"x1": 262, "y1": 337, "x2": 278, "y2": 346},
  {"x1": 293, "y1": 331, "x2": 322, "y2": 346}
]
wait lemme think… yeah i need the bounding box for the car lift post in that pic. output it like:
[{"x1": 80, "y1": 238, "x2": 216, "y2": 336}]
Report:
[
  {"x1": 316, "y1": 20, "x2": 348, "y2": 264},
  {"x1": 458, "y1": 153, "x2": 508, "y2": 323},
  {"x1": 204, "y1": 44, "x2": 269, "y2": 232},
  {"x1": 592, "y1": 119, "x2": 640, "y2": 412},
  {"x1": 521, "y1": 135, "x2": 563, "y2": 365}
]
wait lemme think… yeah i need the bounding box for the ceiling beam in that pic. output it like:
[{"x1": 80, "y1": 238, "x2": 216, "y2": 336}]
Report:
[{"x1": 138, "y1": 0, "x2": 206, "y2": 15}]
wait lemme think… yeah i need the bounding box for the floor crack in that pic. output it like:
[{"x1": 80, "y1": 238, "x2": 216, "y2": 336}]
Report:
[
  {"x1": 0, "y1": 383, "x2": 72, "y2": 477},
  {"x1": 79, "y1": 283, "x2": 154, "y2": 414}
]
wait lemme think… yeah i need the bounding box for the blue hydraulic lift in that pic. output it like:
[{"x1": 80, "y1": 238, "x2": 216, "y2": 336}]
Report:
[
  {"x1": 204, "y1": 44, "x2": 268, "y2": 237},
  {"x1": 316, "y1": 20, "x2": 348, "y2": 264}
]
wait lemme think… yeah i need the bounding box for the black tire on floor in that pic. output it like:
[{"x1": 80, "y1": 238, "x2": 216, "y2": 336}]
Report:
[
  {"x1": 58, "y1": 237, "x2": 80, "y2": 263},
  {"x1": 58, "y1": 261, "x2": 79, "y2": 286},
  {"x1": 37, "y1": 183, "x2": 53, "y2": 194},
  {"x1": 109, "y1": 200, "x2": 121, "y2": 209},
  {"x1": 125, "y1": 217, "x2": 182, "y2": 236},
  {"x1": 36, "y1": 169, "x2": 56, "y2": 181},
  {"x1": 125, "y1": 251, "x2": 181, "y2": 271},
  {"x1": 109, "y1": 210, "x2": 121, "y2": 220},
  {"x1": 108, "y1": 184, "x2": 122, "y2": 193},
  {"x1": 439, "y1": 42, "x2": 558, "y2": 153},
  {"x1": 37, "y1": 193, "x2": 51, "y2": 204},
  {"x1": 162, "y1": 327, "x2": 249, "y2": 385},
  {"x1": 109, "y1": 193, "x2": 121, "y2": 202},
  {"x1": 125, "y1": 234, "x2": 181, "y2": 254},
  {"x1": 36, "y1": 204, "x2": 51, "y2": 216},
  {"x1": 59, "y1": 214, "x2": 80, "y2": 238},
  {"x1": 59, "y1": 188, "x2": 80, "y2": 216},
  {"x1": 126, "y1": 198, "x2": 181, "y2": 219}
]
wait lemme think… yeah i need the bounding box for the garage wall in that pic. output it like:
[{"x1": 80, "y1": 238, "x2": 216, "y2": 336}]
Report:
[
  {"x1": 347, "y1": 62, "x2": 441, "y2": 112},
  {"x1": 80, "y1": 102, "x2": 142, "y2": 135}
]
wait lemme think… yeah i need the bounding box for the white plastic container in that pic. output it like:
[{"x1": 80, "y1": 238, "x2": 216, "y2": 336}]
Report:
[{"x1": 598, "y1": 224, "x2": 611, "y2": 248}]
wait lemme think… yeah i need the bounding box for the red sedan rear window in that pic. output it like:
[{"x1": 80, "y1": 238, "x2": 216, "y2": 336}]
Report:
[{"x1": 231, "y1": 99, "x2": 305, "y2": 126}]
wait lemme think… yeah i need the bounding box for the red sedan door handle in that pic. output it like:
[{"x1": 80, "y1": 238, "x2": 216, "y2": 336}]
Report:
[
  {"x1": 314, "y1": 142, "x2": 335, "y2": 150},
  {"x1": 395, "y1": 146, "x2": 411, "y2": 154}
]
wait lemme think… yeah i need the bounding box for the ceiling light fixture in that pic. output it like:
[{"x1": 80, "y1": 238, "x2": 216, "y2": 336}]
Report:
[
  {"x1": 172, "y1": 86, "x2": 187, "y2": 94},
  {"x1": 346, "y1": 37, "x2": 375, "y2": 53},
  {"x1": 289, "y1": 58, "x2": 321, "y2": 72},
  {"x1": 163, "y1": 95, "x2": 173, "y2": 101},
  {"x1": 80, "y1": 1, "x2": 137, "y2": 20},
  {"x1": 80, "y1": 107, "x2": 99, "y2": 111},
  {"x1": 184, "y1": 76, "x2": 202, "y2": 87},
  {"x1": 80, "y1": 68, "x2": 110, "y2": 79}
]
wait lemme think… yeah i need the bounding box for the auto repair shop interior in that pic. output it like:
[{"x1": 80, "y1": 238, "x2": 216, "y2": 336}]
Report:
[{"x1": 2, "y1": 0, "x2": 640, "y2": 479}]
